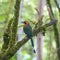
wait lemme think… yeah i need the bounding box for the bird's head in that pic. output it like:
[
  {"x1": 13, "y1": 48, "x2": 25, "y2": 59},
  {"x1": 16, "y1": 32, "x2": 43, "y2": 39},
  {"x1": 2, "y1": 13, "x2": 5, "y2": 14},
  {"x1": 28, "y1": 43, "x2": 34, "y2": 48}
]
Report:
[{"x1": 22, "y1": 21, "x2": 30, "y2": 25}]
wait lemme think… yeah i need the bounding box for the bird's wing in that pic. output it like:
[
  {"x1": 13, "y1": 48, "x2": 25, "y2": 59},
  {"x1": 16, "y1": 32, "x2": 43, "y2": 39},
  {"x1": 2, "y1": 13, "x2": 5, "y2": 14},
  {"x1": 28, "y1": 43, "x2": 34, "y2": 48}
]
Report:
[{"x1": 23, "y1": 25, "x2": 33, "y2": 37}]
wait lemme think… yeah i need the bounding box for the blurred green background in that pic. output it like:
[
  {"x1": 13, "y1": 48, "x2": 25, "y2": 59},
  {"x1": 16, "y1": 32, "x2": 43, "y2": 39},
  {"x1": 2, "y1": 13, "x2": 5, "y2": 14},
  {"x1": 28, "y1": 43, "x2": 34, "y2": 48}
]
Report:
[{"x1": 0, "y1": 0, "x2": 60, "y2": 60}]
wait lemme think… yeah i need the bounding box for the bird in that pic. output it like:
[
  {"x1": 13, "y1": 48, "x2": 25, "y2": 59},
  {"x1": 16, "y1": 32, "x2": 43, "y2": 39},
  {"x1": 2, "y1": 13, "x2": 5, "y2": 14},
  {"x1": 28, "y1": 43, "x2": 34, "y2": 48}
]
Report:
[{"x1": 22, "y1": 21, "x2": 36, "y2": 53}]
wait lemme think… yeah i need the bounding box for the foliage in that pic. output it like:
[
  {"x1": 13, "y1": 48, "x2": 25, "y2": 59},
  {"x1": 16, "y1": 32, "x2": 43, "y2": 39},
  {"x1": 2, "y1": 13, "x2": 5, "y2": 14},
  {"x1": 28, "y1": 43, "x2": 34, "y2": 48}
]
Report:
[{"x1": 0, "y1": 0, "x2": 60, "y2": 60}]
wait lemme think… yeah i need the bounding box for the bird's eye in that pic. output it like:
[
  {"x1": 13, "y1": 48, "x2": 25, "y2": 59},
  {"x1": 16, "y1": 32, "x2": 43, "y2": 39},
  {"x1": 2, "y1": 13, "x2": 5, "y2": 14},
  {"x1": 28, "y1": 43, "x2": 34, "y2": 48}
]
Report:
[{"x1": 25, "y1": 22, "x2": 26, "y2": 24}]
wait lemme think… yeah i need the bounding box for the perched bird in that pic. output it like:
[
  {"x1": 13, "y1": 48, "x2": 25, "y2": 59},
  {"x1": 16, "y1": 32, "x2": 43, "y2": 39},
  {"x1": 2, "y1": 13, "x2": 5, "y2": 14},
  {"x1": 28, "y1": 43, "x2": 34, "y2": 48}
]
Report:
[{"x1": 22, "y1": 21, "x2": 36, "y2": 53}]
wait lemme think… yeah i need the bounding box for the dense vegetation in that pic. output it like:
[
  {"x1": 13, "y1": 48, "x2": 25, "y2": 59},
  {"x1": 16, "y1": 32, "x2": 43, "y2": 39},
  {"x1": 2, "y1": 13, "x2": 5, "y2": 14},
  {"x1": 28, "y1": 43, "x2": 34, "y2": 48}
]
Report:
[{"x1": 0, "y1": 0, "x2": 60, "y2": 60}]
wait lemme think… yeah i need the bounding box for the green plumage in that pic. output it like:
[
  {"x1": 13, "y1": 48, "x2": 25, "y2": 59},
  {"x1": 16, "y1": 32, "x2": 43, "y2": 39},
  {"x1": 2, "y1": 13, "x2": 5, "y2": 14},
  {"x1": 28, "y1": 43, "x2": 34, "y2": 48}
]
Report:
[
  {"x1": 23, "y1": 25, "x2": 33, "y2": 38},
  {"x1": 23, "y1": 24, "x2": 36, "y2": 53}
]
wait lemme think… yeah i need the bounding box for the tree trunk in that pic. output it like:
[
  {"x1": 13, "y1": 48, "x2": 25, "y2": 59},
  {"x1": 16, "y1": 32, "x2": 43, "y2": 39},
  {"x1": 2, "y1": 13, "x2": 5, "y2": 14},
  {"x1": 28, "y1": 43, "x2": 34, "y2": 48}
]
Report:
[
  {"x1": 36, "y1": 0, "x2": 45, "y2": 60},
  {"x1": 17, "y1": 0, "x2": 24, "y2": 60},
  {"x1": 37, "y1": 34, "x2": 44, "y2": 60},
  {"x1": 0, "y1": 0, "x2": 57, "y2": 60},
  {"x1": 46, "y1": 0, "x2": 60, "y2": 60}
]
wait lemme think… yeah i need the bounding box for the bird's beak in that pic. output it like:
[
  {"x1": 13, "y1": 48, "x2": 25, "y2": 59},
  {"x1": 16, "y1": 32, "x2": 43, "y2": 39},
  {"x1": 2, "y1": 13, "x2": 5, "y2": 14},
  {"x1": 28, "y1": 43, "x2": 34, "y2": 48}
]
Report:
[
  {"x1": 21, "y1": 21, "x2": 24, "y2": 23},
  {"x1": 21, "y1": 21, "x2": 26, "y2": 24}
]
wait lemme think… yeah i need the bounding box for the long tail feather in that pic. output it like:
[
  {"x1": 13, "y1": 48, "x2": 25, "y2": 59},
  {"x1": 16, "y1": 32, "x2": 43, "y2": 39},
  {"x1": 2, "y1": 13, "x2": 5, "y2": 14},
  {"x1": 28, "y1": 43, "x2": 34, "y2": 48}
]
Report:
[{"x1": 30, "y1": 37, "x2": 36, "y2": 53}]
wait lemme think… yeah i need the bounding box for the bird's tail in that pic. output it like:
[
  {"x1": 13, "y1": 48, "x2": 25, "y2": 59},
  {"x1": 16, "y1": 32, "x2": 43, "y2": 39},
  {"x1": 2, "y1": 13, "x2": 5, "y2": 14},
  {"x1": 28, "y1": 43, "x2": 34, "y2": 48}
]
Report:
[{"x1": 30, "y1": 37, "x2": 36, "y2": 53}]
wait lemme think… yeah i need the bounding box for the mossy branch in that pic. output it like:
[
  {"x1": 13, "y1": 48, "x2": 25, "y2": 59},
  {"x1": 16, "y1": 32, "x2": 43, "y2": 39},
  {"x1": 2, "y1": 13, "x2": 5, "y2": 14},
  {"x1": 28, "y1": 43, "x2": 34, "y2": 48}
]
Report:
[
  {"x1": 3, "y1": 19, "x2": 57, "y2": 59},
  {"x1": 0, "y1": 0, "x2": 58, "y2": 60},
  {"x1": 47, "y1": 0, "x2": 54, "y2": 19},
  {"x1": 0, "y1": 15, "x2": 57, "y2": 60},
  {"x1": 8, "y1": 20, "x2": 57, "y2": 59},
  {"x1": 46, "y1": 0, "x2": 60, "y2": 60},
  {"x1": 0, "y1": 0, "x2": 21, "y2": 59},
  {"x1": 4, "y1": 0, "x2": 14, "y2": 30},
  {"x1": 2, "y1": 0, "x2": 14, "y2": 51},
  {"x1": 8, "y1": 0, "x2": 21, "y2": 48},
  {"x1": 2, "y1": 18, "x2": 13, "y2": 51},
  {"x1": 54, "y1": 0, "x2": 60, "y2": 12}
]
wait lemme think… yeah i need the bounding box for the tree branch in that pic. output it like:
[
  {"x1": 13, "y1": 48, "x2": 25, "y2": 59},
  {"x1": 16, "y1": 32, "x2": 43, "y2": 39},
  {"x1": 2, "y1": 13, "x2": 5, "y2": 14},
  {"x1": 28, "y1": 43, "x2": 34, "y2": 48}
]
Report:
[
  {"x1": 0, "y1": 0, "x2": 58, "y2": 60},
  {"x1": 2, "y1": 0, "x2": 14, "y2": 51},
  {"x1": 0, "y1": 16, "x2": 57, "y2": 60},
  {"x1": 2, "y1": 18, "x2": 13, "y2": 51},
  {"x1": 8, "y1": 0, "x2": 21, "y2": 48},
  {"x1": 5, "y1": 19, "x2": 57, "y2": 59},
  {"x1": 47, "y1": 0, "x2": 54, "y2": 19},
  {"x1": 0, "y1": 0, "x2": 21, "y2": 59},
  {"x1": 46, "y1": 0, "x2": 60, "y2": 60},
  {"x1": 4, "y1": 0, "x2": 14, "y2": 30},
  {"x1": 54, "y1": 0, "x2": 60, "y2": 12}
]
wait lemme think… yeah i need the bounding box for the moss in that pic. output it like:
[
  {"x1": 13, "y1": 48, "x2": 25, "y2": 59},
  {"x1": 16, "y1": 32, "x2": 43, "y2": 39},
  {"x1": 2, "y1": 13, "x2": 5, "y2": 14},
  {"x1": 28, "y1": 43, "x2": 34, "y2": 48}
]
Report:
[
  {"x1": 0, "y1": 0, "x2": 21, "y2": 59},
  {"x1": 2, "y1": 18, "x2": 13, "y2": 51}
]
